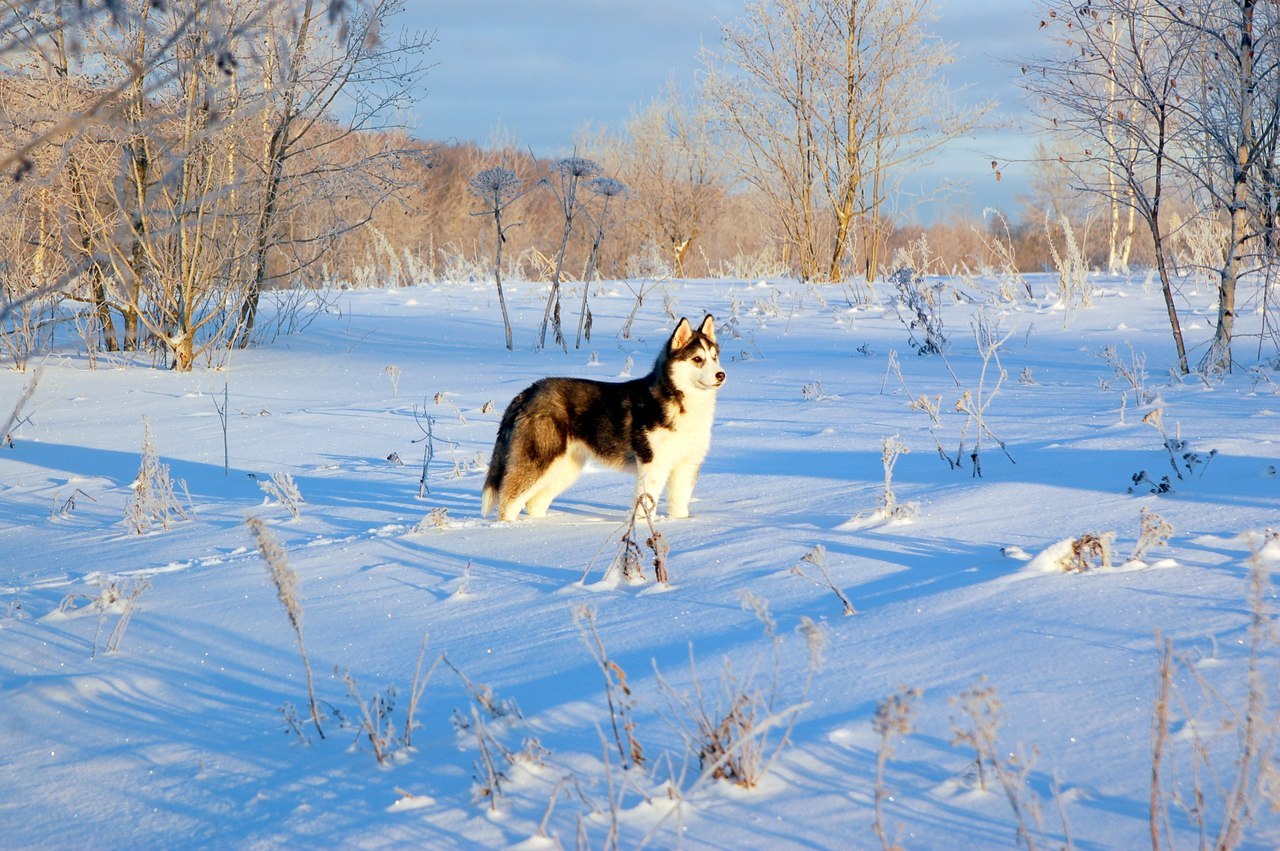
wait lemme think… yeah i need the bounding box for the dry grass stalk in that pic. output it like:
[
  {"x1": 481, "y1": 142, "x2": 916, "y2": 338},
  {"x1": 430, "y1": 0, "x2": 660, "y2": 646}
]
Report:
[
  {"x1": 873, "y1": 686, "x2": 922, "y2": 851},
  {"x1": 1, "y1": 367, "x2": 40, "y2": 447},
  {"x1": 575, "y1": 604, "x2": 645, "y2": 770},
  {"x1": 433, "y1": 391, "x2": 468, "y2": 424},
  {"x1": 974, "y1": 208, "x2": 1032, "y2": 300},
  {"x1": 1150, "y1": 630, "x2": 1174, "y2": 851},
  {"x1": 884, "y1": 348, "x2": 959, "y2": 469},
  {"x1": 99, "y1": 576, "x2": 149, "y2": 657},
  {"x1": 411, "y1": 507, "x2": 450, "y2": 533},
  {"x1": 1142, "y1": 408, "x2": 1184, "y2": 482},
  {"x1": 342, "y1": 670, "x2": 400, "y2": 764},
  {"x1": 878, "y1": 436, "x2": 914, "y2": 520},
  {"x1": 536, "y1": 773, "x2": 595, "y2": 840},
  {"x1": 443, "y1": 656, "x2": 525, "y2": 809},
  {"x1": 1044, "y1": 211, "x2": 1093, "y2": 310},
  {"x1": 1066, "y1": 532, "x2": 1115, "y2": 573},
  {"x1": 950, "y1": 677, "x2": 1044, "y2": 849},
  {"x1": 1208, "y1": 544, "x2": 1277, "y2": 849},
  {"x1": 590, "y1": 494, "x2": 670, "y2": 585},
  {"x1": 465, "y1": 704, "x2": 514, "y2": 810},
  {"x1": 247, "y1": 515, "x2": 324, "y2": 739},
  {"x1": 443, "y1": 654, "x2": 521, "y2": 721},
  {"x1": 790, "y1": 545, "x2": 857, "y2": 616},
  {"x1": 955, "y1": 314, "x2": 1016, "y2": 477},
  {"x1": 657, "y1": 616, "x2": 825, "y2": 790},
  {"x1": 1100, "y1": 343, "x2": 1154, "y2": 407},
  {"x1": 848, "y1": 436, "x2": 919, "y2": 526},
  {"x1": 1153, "y1": 543, "x2": 1279, "y2": 849},
  {"x1": 1133, "y1": 508, "x2": 1174, "y2": 562},
  {"x1": 403, "y1": 633, "x2": 437, "y2": 749},
  {"x1": 57, "y1": 574, "x2": 152, "y2": 658},
  {"x1": 890, "y1": 266, "x2": 947, "y2": 356}
]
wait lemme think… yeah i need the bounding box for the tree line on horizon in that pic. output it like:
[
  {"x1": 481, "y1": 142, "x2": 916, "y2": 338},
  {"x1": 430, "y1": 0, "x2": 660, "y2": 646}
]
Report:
[{"x1": 1, "y1": 0, "x2": 1277, "y2": 372}]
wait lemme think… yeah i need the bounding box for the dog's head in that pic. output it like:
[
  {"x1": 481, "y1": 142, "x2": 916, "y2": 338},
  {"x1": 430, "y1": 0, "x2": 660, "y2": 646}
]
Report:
[{"x1": 664, "y1": 314, "x2": 726, "y2": 393}]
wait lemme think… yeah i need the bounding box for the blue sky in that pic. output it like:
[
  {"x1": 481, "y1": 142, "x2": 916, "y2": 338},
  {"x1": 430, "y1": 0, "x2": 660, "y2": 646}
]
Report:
[{"x1": 393, "y1": 0, "x2": 1041, "y2": 221}]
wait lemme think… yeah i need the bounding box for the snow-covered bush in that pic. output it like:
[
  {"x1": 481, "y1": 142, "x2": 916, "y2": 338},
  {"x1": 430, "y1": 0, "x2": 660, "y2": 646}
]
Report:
[
  {"x1": 890, "y1": 266, "x2": 947, "y2": 355},
  {"x1": 1044, "y1": 211, "x2": 1093, "y2": 309},
  {"x1": 125, "y1": 418, "x2": 189, "y2": 534},
  {"x1": 258, "y1": 471, "x2": 304, "y2": 519}
]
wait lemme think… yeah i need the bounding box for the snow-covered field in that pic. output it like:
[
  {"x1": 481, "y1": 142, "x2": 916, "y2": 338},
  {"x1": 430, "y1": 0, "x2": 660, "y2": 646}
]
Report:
[{"x1": 1, "y1": 273, "x2": 1278, "y2": 849}]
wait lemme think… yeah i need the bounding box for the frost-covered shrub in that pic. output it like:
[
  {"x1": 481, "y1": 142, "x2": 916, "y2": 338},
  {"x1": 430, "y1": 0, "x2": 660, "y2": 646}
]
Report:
[
  {"x1": 656, "y1": 607, "x2": 826, "y2": 789},
  {"x1": 125, "y1": 418, "x2": 189, "y2": 534},
  {"x1": 890, "y1": 266, "x2": 947, "y2": 355},
  {"x1": 259, "y1": 471, "x2": 304, "y2": 518},
  {"x1": 1044, "y1": 212, "x2": 1093, "y2": 308}
]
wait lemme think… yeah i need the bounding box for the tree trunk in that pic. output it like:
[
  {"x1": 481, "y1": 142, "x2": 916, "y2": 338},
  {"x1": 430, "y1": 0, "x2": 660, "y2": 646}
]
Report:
[
  {"x1": 673, "y1": 237, "x2": 692, "y2": 278},
  {"x1": 122, "y1": 3, "x2": 152, "y2": 353},
  {"x1": 67, "y1": 159, "x2": 120, "y2": 351},
  {"x1": 240, "y1": 0, "x2": 316, "y2": 347},
  {"x1": 828, "y1": 204, "x2": 854, "y2": 283},
  {"x1": 123, "y1": 307, "x2": 140, "y2": 351},
  {"x1": 1151, "y1": 220, "x2": 1189, "y2": 375},
  {"x1": 170, "y1": 331, "x2": 194, "y2": 372},
  {"x1": 90, "y1": 274, "x2": 118, "y2": 352},
  {"x1": 1207, "y1": 0, "x2": 1256, "y2": 373}
]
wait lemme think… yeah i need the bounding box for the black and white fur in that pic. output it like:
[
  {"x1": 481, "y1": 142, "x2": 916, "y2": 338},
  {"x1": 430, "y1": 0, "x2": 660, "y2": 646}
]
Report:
[{"x1": 482, "y1": 315, "x2": 725, "y2": 521}]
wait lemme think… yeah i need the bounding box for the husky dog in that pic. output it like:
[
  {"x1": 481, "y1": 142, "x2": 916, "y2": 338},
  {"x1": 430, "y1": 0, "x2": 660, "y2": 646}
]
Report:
[{"x1": 482, "y1": 315, "x2": 725, "y2": 521}]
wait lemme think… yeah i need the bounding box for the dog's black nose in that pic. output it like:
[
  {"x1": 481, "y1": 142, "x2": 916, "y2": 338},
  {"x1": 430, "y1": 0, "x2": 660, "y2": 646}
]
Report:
[{"x1": 715, "y1": 371, "x2": 726, "y2": 382}]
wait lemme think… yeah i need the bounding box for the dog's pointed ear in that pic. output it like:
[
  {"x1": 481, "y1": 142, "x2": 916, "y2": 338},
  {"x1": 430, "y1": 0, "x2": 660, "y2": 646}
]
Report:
[
  {"x1": 698, "y1": 314, "x2": 716, "y2": 343},
  {"x1": 670, "y1": 317, "x2": 693, "y2": 350}
]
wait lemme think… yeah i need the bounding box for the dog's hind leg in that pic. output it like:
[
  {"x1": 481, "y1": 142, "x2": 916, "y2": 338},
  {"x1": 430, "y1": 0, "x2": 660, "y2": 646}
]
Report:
[
  {"x1": 495, "y1": 416, "x2": 572, "y2": 520},
  {"x1": 496, "y1": 456, "x2": 548, "y2": 521},
  {"x1": 524, "y1": 445, "x2": 586, "y2": 517}
]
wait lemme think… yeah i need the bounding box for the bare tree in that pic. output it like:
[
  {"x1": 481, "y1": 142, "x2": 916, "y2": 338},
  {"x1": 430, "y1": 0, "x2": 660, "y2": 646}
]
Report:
[
  {"x1": 1024, "y1": 0, "x2": 1195, "y2": 374},
  {"x1": 615, "y1": 83, "x2": 728, "y2": 277},
  {"x1": 117, "y1": 2, "x2": 257, "y2": 369},
  {"x1": 237, "y1": 0, "x2": 435, "y2": 343},
  {"x1": 1172, "y1": 0, "x2": 1276, "y2": 373},
  {"x1": 1028, "y1": 0, "x2": 1280, "y2": 374},
  {"x1": 704, "y1": 0, "x2": 989, "y2": 284},
  {"x1": 1, "y1": 1, "x2": 428, "y2": 369}
]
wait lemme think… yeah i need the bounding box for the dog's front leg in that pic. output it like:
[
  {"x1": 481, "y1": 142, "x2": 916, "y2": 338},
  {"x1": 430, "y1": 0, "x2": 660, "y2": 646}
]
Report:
[
  {"x1": 664, "y1": 460, "x2": 701, "y2": 519},
  {"x1": 635, "y1": 463, "x2": 669, "y2": 516}
]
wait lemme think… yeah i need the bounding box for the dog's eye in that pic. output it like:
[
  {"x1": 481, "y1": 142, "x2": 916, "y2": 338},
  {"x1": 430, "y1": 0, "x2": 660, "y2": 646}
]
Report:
[{"x1": 693, "y1": 356, "x2": 704, "y2": 364}]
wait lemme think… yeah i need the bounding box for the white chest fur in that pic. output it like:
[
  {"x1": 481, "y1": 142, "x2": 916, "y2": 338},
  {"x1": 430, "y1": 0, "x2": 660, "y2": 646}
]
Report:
[{"x1": 655, "y1": 393, "x2": 716, "y2": 463}]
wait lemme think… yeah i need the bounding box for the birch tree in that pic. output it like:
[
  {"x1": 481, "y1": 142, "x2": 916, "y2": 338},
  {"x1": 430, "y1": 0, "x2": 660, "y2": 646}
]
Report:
[
  {"x1": 1030, "y1": 0, "x2": 1280, "y2": 373},
  {"x1": 1173, "y1": 0, "x2": 1277, "y2": 373},
  {"x1": 1024, "y1": 0, "x2": 1195, "y2": 373}
]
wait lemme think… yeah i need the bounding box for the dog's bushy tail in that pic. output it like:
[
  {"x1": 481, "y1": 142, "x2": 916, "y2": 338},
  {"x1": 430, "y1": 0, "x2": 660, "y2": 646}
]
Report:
[
  {"x1": 482, "y1": 399, "x2": 519, "y2": 516},
  {"x1": 481, "y1": 450, "x2": 504, "y2": 517}
]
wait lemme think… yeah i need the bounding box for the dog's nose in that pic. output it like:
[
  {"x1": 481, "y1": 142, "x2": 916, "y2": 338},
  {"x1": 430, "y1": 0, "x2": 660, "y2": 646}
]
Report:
[{"x1": 715, "y1": 371, "x2": 726, "y2": 383}]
